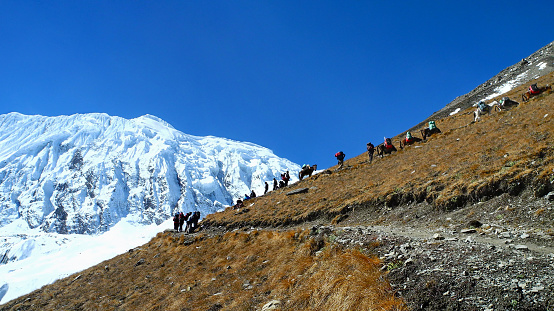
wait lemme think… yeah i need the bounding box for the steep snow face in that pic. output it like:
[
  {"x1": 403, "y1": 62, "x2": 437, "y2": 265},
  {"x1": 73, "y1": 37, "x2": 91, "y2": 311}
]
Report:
[{"x1": 0, "y1": 112, "x2": 300, "y2": 235}]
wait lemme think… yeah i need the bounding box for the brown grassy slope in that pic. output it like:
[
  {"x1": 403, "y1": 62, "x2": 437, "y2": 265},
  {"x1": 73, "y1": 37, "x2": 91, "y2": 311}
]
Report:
[
  {"x1": 204, "y1": 72, "x2": 554, "y2": 229},
  {"x1": 0, "y1": 230, "x2": 405, "y2": 311}
]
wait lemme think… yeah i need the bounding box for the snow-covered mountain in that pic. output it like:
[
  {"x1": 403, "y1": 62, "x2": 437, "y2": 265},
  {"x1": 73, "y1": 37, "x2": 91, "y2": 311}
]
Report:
[
  {"x1": 0, "y1": 112, "x2": 300, "y2": 303},
  {"x1": 0, "y1": 112, "x2": 300, "y2": 235}
]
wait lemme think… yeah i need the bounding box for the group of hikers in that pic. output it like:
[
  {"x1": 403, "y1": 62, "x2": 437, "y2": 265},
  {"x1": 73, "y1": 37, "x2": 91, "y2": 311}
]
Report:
[
  {"x1": 174, "y1": 82, "x2": 550, "y2": 231},
  {"x1": 172, "y1": 211, "x2": 201, "y2": 233},
  {"x1": 232, "y1": 170, "x2": 291, "y2": 209},
  {"x1": 237, "y1": 189, "x2": 258, "y2": 208},
  {"x1": 275, "y1": 171, "x2": 291, "y2": 189}
]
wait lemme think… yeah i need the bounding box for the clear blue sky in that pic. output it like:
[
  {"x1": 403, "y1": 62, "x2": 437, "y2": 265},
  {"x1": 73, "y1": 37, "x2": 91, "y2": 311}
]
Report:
[{"x1": 1, "y1": 1, "x2": 552, "y2": 169}]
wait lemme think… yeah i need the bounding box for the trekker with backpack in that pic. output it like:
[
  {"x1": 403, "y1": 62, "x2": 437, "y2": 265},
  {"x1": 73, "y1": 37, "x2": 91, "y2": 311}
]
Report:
[
  {"x1": 335, "y1": 151, "x2": 345, "y2": 168},
  {"x1": 284, "y1": 171, "x2": 290, "y2": 186},
  {"x1": 366, "y1": 142, "x2": 375, "y2": 163},
  {"x1": 178, "y1": 212, "x2": 186, "y2": 232},
  {"x1": 172, "y1": 213, "x2": 180, "y2": 231},
  {"x1": 188, "y1": 211, "x2": 201, "y2": 233}
]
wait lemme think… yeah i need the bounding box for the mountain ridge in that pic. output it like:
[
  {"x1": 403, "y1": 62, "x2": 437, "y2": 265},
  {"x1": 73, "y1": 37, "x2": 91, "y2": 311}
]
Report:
[{"x1": 1, "y1": 41, "x2": 554, "y2": 310}]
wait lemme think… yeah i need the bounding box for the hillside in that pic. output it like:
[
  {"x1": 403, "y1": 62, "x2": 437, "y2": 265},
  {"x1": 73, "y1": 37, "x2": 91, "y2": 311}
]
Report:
[
  {"x1": 0, "y1": 113, "x2": 300, "y2": 304},
  {"x1": 2, "y1": 76, "x2": 554, "y2": 309}
]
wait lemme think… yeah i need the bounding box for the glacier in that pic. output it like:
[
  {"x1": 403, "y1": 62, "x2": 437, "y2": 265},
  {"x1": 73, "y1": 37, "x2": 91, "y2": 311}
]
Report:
[{"x1": 0, "y1": 112, "x2": 301, "y2": 304}]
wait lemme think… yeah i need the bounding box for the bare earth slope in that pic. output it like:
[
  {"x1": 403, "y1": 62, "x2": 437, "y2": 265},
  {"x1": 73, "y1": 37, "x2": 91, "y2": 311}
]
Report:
[{"x1": 2, "y1": 71, "x2": 554, "y2": 310}]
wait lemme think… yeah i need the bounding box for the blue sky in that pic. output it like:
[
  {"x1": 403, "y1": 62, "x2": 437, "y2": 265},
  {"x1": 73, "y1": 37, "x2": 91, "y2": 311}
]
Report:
[{"x1": 1, "y1": 1, "x2": 552, "y2": 170}]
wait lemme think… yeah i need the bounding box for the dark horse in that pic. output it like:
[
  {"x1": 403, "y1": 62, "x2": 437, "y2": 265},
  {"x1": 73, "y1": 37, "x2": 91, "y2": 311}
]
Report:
[
  {"x1": 399, "y1": 136, "x2": 422, "y2": 149},
  {"x1": 376, "y1": 144, "x2": 397, "y2": 157},
  {"x1": 420, "y1": 127, "x2": 441, "y2": 140},
  {"x1": 522, "y1": 84, "x2": 552, "y2": 102},
  {"x1": 299, "y1": 164, "x2": 317, "y2": 180}
]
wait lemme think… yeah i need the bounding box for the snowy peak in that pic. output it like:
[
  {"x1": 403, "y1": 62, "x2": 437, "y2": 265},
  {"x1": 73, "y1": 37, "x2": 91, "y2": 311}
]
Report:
[{"x1": 0, "y1": 113, "x2": 300, "y2": 234}]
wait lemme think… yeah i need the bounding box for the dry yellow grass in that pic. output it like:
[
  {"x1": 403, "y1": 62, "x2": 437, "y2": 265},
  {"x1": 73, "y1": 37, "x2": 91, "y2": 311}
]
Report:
[
  {"x1": 204, "y1": 72, "x2": 554, "y2": 229},
  {"x1": 1, "y1": 230, "x2": 405, "y2": 311},
  {"x1": 2, "y1": 73, "x2": 553, "y2": 311}
]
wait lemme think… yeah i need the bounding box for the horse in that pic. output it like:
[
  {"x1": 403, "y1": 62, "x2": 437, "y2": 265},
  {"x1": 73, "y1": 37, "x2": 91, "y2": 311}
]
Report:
[
  {"x1": 498, "y1": 97, "x2": 519, "y2": 110},
  {"x1": 522, "y1": 84, "x2": 551, "y2": 102},
  {"x1": 473, "y1": 101, "x2": 502, "y2": 122},
  {"x1": 420, "y1": 127, "x2": 441, "y2": 140},
  {"x1": 399, "y1": 136, "x2": 422, "y2": 149},
  {"x1": 299, "y1": 164, "x2": 317, "y2": 181},
  {"x1": 376, "y1": 143, "x2": 397, "y2": 158}
]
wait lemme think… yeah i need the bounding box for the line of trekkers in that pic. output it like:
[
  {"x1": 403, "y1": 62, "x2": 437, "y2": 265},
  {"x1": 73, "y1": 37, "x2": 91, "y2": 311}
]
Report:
[
  {"x1": 335, "y1": 120, "x2": 441, "y2": 167},
  {"x1": 178, "y1": 82, "x2": 551, "y2": 231},
  {"x1": 336, "y1": 81, "x2": 551, "y2": 167}
]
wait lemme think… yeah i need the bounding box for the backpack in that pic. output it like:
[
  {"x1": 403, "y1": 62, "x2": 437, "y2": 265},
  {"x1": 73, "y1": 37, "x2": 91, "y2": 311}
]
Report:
[
  {"x1": 335, "y1": 151, "x2": 343, "y2": 157},
  {"x1": 530, "y1": 84, "x2": 539, "y2": 93},
  {"x1": 477, "y1": 101, "x2": 487, "y2": 111},
  {"x1": 406, "y1": 131, "x2": 412, "y2": 140},
  {"x1": 429, "y1": 121, "x2": 436, "y2": 130},
  {"x1": 384, "y1": 138, "x2": 391, "y2": 146},
  {"x1": 366, "y1": 143, "x2": 374, "y2": 151}
]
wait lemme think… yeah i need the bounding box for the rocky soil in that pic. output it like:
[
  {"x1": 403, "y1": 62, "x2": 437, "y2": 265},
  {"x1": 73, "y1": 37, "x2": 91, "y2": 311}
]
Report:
[{"x1": 305, "y1": 189, "x2": 554, "y2": 310}]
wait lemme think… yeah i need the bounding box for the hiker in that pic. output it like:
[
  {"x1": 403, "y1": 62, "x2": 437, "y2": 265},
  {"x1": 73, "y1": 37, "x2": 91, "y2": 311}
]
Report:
[
  {"x1": 178, "y1": 212, "x2": 186, "y2": 232},
  {"x1": 185, "y1": 212, "x2": 194, "y2": 232},
  {"x1": 279, "y1": 180, "x2": 285, "y2": 188},
  {"x1": 187, "y1": 211, "x2": 201, "y2": 233},
  {"x1": 244, "y1": 193, "x2": 251, "y2": 200},
  {"x1": 172, "y1": 213, "x2": 180, "y2": 231},
  {"x1": 235, "y1": 199, "x2": 244, "y2": 209},
  {"x1": 283, "y1": 171, "x2": 290, "y2": 187},
  {"x1": 366, "y1": 142, "x2": 375, "y2": 163},
  {"x1": 264, "y1": 181, "x2": 269, "y2": 194},
  {"x1": 273, "y1": 178, "x2": 278, "y2": 190},
  {"x1": 335, "y1": 151, "x2": 345, "y2": 168},
  {"x1": 250, "y1": 189, "x2": 257, "y2": 198}
]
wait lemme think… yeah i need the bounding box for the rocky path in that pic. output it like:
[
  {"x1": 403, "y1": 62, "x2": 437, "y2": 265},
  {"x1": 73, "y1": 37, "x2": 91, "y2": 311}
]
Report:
[{"x1": 314, "y1": 222, "x2": 554, "y2": 310}]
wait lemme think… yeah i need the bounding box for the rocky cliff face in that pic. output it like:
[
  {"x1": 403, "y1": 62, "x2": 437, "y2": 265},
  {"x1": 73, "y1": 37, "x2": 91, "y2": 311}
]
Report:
[{"x1": 0, "y1": 113, "x2": 300, "y2": 234}]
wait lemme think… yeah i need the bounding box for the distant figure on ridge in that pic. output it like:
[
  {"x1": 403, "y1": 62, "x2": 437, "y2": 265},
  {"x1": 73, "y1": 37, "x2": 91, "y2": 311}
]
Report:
[
  {"x1": 335, "y1": 151, "x2": 345, "y2": 168},
  {"x1": 173, "y1": 212, "x2": 180, "y2": 231},
  {"x1": 178, "y1": 212, "x2": 186, "y2": 232},
  {"x1": 187, "y1": 211, "x2": 201, "y2": 233},
  {"x1": 273, "y1": 178, "x2": 278, "y2": 190},
  {"x1": 366, "y1": 142, "x2": 375, "y2": 163},
  {"x1": 235, "y1": 199, "x2": 244, "y2": 209},
  {"x1": 264, "y1": 181, "x2": 269, "y2": 194},
  {"x1": 250, "y1": 189, "x2": 257, "y2": 198}
]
